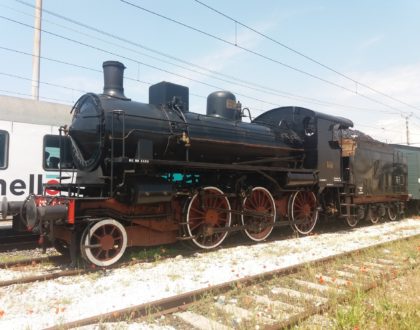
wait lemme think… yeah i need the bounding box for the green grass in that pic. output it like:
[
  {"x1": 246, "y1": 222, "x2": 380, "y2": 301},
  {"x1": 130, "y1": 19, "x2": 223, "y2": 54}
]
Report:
[
  {"x1": 125, "y1": 245, "x2": 180, "y2": 263},
  {"x1": 333, "y1": 266, "x2": 420, "y2": 330},
  {"x1": 297, "y1": 236, "x2": 420, "y2": 329}
]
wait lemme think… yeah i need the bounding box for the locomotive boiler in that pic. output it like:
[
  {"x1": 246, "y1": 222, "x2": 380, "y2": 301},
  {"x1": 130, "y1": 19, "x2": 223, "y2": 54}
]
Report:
[{"x1": 70, "y1": 61, "x2": 304, "y2": 174}]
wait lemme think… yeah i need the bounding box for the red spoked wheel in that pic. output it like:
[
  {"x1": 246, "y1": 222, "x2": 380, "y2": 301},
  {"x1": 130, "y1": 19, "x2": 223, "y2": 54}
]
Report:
[
  {"x1": 80, "y1": 219, "x2": 127, "y2": 267},
  {"x1": 288, "y1": 191, "x2": 318, "y2": 235},
  {"x1": 185, "y1": 186, "x2": 232, "y2": 249},
  {"x1": 241, "y1": 187, "x2": 276, "y2": 241}
]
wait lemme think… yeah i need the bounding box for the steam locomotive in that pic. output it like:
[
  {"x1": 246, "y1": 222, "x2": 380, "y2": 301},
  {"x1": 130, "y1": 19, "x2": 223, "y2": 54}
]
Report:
[{"x1": 1, "y1": 61, "x2": 412, "y2": 266}]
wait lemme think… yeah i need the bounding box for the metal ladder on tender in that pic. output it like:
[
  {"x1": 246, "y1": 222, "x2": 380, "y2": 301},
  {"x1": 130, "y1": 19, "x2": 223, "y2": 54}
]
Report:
[{"x1": 339, "y1": 185, "x2": 358, "y2": 226}]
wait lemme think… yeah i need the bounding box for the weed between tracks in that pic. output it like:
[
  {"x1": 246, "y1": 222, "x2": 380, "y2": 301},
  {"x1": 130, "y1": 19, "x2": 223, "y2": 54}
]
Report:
[
  {"x1": 126, "y1": 246, "x2": 181, "y2": 264},
  {"x1": 296, "y1": 236, "x2": 420, "y2": 329}
]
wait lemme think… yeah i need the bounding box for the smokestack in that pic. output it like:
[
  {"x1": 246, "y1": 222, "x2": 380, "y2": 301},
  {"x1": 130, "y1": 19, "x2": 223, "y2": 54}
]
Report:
[{"x1": 102, "y1": 61, "x2": 129, "y2": 100}]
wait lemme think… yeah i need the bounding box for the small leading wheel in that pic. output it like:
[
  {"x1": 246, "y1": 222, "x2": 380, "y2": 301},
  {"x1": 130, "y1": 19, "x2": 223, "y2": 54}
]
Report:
[
  {"x1": 241, "y1": 187, "x2": 276, "y2": 242},
  {"x1": 185, "y1": 186, "x2": 232, "y2": 249},
  {"x1": 365, "y1": 205, "x2": 380, "y2": 224},
  {"x1": 387, "y1": 203, "x2": 399, "y2": 221},
  {"x1": 288, "y1": 191, "x2": 318, "y2": 235},
  {"x1": 80, "y1": 219, "x2": 127, "y2": 267}
]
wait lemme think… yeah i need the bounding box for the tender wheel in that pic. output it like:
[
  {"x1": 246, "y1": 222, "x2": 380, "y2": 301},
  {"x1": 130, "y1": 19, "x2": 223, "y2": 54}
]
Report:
[
  {"x1": 241, "y1": 187, "x2": 276, "y2": 242},
  {"x1": 288, "y1": 191, "x2": 318, "y2": 235},
  {"x1": 185, "y1": 186, "x2": 232, "y2": 249},
  {"x1": 346, "y1": 214, "x2": 359, "y2": 227},
  {"x1": 365, "y1": 205, "x2": 380, "y2": 224},
  {"x1": 387, "y1": 203, "x2": 399, "y2": 221},
  {"x1": 80, "y1": 219, "x2": 127, "y2": 267}
]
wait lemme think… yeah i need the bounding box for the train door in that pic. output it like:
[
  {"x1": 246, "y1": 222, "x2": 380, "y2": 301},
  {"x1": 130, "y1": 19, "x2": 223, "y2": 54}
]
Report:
[
  {"x1": 42, "y1": 135, "x2": 74, "y2": 196},
  {"x1": 406, "y1": 151, "x2": 420, "y2": 199},
  {"x1": 316, "y1": 118, "x2": 342, "y2": 188}
]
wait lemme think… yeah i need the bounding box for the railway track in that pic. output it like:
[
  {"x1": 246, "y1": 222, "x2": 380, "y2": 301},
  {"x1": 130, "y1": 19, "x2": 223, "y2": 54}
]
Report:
[
  {"x1": 43, "y1": 234, "x2": 419, "y2": 330},
  {"x1": 0, "y1": 219, "x2": 347, "y2": 286},
  {"x1": 0, "y1": 219, "x2": 400, "y2": 288}
]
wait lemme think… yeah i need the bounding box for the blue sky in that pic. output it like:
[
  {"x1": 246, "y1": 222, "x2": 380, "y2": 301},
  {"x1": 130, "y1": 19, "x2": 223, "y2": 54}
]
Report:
[{"x1": 1, "y1": 0, "x2": 420, "y2": 144}]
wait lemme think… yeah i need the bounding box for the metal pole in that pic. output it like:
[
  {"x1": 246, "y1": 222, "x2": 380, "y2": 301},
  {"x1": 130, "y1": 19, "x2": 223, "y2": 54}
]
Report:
[
  {"x1": 406, "y1": 116, "x2": 409, "y2": 146},
  {"x1": 31, "y1": 0, "x2": 43, "y2": 100},
  {"x1": 403, "y1": 113, "x2": 413, "y2": 146}
]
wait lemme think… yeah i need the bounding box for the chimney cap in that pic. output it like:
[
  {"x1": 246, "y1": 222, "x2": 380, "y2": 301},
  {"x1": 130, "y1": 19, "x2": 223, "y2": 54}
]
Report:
[{"x1": 103, "y1": 60, "x2": 126, "y2": 69}]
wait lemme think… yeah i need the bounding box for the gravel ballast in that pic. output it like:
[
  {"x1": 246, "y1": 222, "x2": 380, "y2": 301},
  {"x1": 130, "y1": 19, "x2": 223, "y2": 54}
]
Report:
[{"x1": 0, "y1": 218, "x2": 419, "y2": 329}]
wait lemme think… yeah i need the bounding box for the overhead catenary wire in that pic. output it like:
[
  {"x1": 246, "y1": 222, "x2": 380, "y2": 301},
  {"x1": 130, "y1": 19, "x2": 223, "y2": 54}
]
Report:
[
  {"x1": 5, "y1": 14, "x2": 395, "y2": 114},
  {"x1": 120, "y1": 0, "x2": 416, "y2": 115},
  {"x1": 193, "y1": 0, "x2": 420, "y2": 113},
  {"x1": 0, "y1": 16, "x2": 285, "y2": 110},
  {"x1": 14, "y1": 0, "x2": 291, "y2": 97},
  {"x1": 0, "y1": 44, "x2": 213, "y2": 104},
  {"x1": 355, "y1": 123, "x2": 408, "y2": 134},
  {"x1": 0, "y1": 71, "x2": 86, "y2": 94},
  {"x1": 0, "y1": 88, "x2": 74, "y2": 104},
  {"x1": 0, "y1": 45, "x2": 152, "y2": 86},
  {"x1": 9, "y1": 1, "x2": 399, "y2": 115},
  {"x1": 0, "y1": 4, "x2": 412, "y2": 138}
]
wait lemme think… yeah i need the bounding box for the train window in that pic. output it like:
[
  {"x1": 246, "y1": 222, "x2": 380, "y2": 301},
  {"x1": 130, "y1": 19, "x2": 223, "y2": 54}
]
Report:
[
  {"x1": 43, "y1": 135, "x2": 73, "y2": 170},
  {"x1": 303, "y1": 117, "x2": 315, "y2": 136},
  {"x1": 0, "y1": 130, "x2": 8, "y2": 169}
]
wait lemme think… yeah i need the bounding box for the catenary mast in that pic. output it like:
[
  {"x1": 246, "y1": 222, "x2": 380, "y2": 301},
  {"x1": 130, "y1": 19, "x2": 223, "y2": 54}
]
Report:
[{"x1": 31, "y1": 0, "x2": 42, "y2": 100}]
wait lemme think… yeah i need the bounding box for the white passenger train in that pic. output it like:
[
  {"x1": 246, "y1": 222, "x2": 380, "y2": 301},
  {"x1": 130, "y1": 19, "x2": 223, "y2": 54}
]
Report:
[{"x1": 0, "y1": 95, "x2": 73, "y2": 221}]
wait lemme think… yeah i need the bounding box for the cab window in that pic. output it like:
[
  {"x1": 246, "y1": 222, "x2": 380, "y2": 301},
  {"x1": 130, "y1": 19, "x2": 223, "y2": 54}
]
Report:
[
  {"x1": 0, "y1": 130, "x2": 8, "y2": 169},
  {"x1": 43, "y1": 135, "x2": 73, "y2": 170}
]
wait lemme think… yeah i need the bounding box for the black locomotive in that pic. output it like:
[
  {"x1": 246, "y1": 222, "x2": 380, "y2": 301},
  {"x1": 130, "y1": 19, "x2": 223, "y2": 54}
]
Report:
[{"x1": 1, "y1": 61, "x2": 411, "y2": 266}]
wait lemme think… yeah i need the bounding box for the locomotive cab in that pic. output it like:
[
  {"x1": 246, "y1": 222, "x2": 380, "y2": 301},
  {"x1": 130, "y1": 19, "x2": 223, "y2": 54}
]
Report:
[{"x1": 253, "y1": 106, "x2": 353, "y2": 189}]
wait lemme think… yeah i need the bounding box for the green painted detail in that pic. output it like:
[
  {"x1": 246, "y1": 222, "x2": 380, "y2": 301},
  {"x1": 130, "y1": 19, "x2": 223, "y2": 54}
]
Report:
[
  {"x1": 406, "y1": 152, "x2": 420, "y2": 199},
  {"x1": 395, "y1": 146, "x2": 420, "y2": 199}
]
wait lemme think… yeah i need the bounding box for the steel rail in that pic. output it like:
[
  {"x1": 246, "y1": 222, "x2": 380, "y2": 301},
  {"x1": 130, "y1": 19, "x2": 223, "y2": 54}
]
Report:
[
  {"x1": 0, "y1": 255, "x2": 66, "y2": 269},
  {"x1": 0, "y1": 265, "x2": 90, "y2": 288}
]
